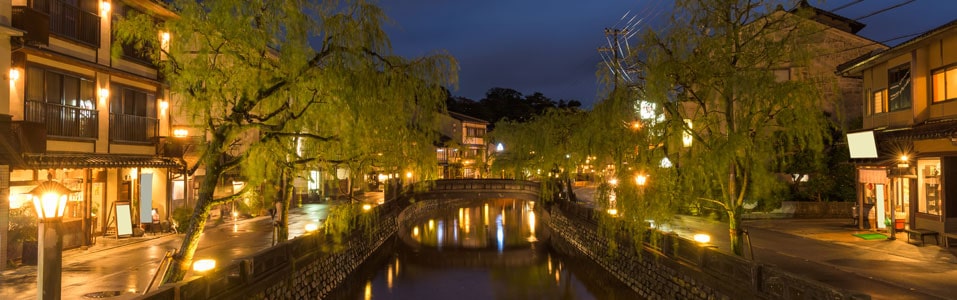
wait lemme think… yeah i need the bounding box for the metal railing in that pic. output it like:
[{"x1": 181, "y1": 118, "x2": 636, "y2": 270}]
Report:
[
  {"x1": 110, "y1": 113, "x2": 159, "y2": 143},
  {"x1": 30, "y1": 0, "x2": 99, "y2": 47},
  {"x1": 24, "y1": 100, "x2": 97, "y2": 139}
]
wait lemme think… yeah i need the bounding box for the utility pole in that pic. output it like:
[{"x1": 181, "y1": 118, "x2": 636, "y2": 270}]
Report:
[{"x1": 598, "y1": 27, "x2": 630, "y2": 86}]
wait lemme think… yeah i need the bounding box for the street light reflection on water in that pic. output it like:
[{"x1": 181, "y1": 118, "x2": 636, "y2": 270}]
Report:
[{"x1": 335, "y1": 198, "x2": 644, "y2": 299}]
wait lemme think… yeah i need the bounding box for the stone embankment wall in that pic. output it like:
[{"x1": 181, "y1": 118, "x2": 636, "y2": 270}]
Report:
[
  {"x1": 138, "y1": 198, "x2": 402, "y2": 300},
  {"x1": 544, "y1": 201, "x2": 870, "y2": 300},
  {"x1": 745, "y1": 201, "x2": 856, "y2": 219}
]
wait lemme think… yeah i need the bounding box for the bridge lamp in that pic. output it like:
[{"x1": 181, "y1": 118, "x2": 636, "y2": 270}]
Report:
[
  {"x1": 692, "y1": 233, "x2": 711, "y2": 244},
  {"x1": 304, "y1": 223, "x2": 319, "y2": 233},
  {"x1": 193, "y1": 259, "x2": 216, "y2": 272}
]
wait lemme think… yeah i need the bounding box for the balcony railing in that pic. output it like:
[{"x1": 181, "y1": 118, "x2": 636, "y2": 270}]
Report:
[
  {"x1": 110, "y1": 113, "x2": 159, "y2": 143},
  {"x1": 25, "y1": 100, "x2": 98, "y2": 139},
  {"x1": 28, "y1": 0, "x2": 99, "y2": 47}
]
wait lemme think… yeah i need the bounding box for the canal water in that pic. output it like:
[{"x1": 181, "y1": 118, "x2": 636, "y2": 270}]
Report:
[{"x1": 330, "y1": 199, "x2": 643, "y2": 300}]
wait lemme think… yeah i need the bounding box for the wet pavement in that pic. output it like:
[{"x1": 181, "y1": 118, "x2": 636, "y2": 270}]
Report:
[{"x1": 0, "y1": 193, "x2": 373, "y2": 300}]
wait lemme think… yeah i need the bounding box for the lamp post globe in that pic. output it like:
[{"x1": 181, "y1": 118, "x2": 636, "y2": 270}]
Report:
[{"x1": 29, "y1": 181, "x2": 73, "y2": 300}]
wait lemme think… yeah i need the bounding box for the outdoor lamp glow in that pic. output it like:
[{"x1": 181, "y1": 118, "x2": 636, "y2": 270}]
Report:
[
  {"x1": 173, "y1": 128, "x2": 189, "y2": 137},
  {"x1": 635, "y1": 174, "x2": 648, "y2": 186},
  {"x1": 30, "y1": 181, "x2": 73, "y2": 220},
  {"x1": 99, "y1": 1, "x2": 111, "y2": 16},
  {"x1": 193, "y1": 259, "x2": 216, "y2": 272},
  {"x1": 899, "y1": 155, "x2": 908, "y2": 162},
  {"x1": 304, "y1": 223, "x2": 319, "y2": 233},
  {"x1": 362, "y1": 204, "x2": 372, "y2": 211},
  {"x1": 8, "y1": 68, "x2": 20, "y2": 81},
  {"x1": 692, "y1": 233, "x2": 711, "y2": 244}
]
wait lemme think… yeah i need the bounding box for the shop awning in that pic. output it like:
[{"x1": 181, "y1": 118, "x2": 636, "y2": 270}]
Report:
[{"x1": 20, "y1": 153, "x2": 185, "y2": 169}]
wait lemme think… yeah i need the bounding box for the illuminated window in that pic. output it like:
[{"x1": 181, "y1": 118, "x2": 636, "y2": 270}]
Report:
[
  {"x1": 931, "y1": 66, "x2": 957, "y2": 102},
  {"x1": 872, "y1": 89, "x2": 885, "y2": 114},
  {"x1": 917, "y1": 159, "x2": 941, "y2": 216}
]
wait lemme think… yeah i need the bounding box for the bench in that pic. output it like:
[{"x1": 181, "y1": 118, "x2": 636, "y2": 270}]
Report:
[
  {"x1": 943, "y1": 233, "x2": 957, "y2": 248},
  {"x1": 903, "y1": 228, "x2": 939, "y2": 246}
]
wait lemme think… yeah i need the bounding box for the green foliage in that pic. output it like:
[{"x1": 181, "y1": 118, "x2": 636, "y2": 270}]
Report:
[
  {"x1": 627, "y1": 0, "x2": 831, "y2": 255},
  {"x1": 172, "y1": 207, "x2": 193, "y2": 233}
]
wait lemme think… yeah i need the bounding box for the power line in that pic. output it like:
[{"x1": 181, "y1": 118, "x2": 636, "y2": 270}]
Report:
[
  {"x1": 829, "y1": 0, "x2": 863, "y2": 13},
  {"x1": 852, "y1": 0, "x2": 916, "y2": 21}
]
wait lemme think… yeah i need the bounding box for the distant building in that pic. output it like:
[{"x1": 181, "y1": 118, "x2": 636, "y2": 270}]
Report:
[
  {"x1": 839, "y1": 18, "x2": 957, "y2": 238},
  {"x1": 436, "y1": 112, "x2": 489, "y2": 179}
]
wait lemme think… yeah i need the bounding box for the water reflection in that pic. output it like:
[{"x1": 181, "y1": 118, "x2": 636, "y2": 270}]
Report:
[
  {"x1": 409, "y1": 199, "x2": 536, "y2": 252},
  {"x1": 332, "y1": 198, "x2": 644, "y2": 300}
]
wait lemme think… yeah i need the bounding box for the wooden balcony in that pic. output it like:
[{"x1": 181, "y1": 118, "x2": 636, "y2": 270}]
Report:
[
  {"x1": 12, "y1": 5, "x2": 50, "y2": 46},
  {"x1": 110, "y1": 113, "x2": 158, "y2": 144},
  {"x1": 21, "y1": 0, "x2": 99, "y2": 48},
  {"x1": 24, "y1": 100, "x2": 97, "y2": 140}
]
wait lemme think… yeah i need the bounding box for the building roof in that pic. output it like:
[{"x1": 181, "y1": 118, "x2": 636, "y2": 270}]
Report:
[
  {"x1": 448, "y1": 111, "x2": 489, "y2": 125},
  {"x1": 839, "y1": 18, "x2": 957, "y2": 76},
  {"x1": 792, "y1": 0, "x2": 866, "y2": 34},
  {"x1": 873, "y1": 118, "x2": 957, "y2": 141}
]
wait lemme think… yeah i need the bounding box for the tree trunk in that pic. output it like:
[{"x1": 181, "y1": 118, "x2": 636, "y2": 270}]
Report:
[
  {"x1": 276, "y1": 169, "x2": 290, "y2": 242},
  {"x1": 163, "y1": 165, "x2": 220, "y2": 283},
  {"x1": 728, "y1": 212, "x2": 744, "y2": 256}
]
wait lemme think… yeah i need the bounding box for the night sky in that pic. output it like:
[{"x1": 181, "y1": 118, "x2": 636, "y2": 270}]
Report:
[{"x1": 379, "y1": 0, "x2": 957, "y2": 108}]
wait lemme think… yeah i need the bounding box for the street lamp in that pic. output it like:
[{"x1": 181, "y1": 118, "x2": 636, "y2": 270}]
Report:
[{"x1": 30, "y1": 181, "x2": 73, "y2": 300}]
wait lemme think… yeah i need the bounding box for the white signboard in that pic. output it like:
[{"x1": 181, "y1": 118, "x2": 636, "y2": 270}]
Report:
[
  {"x1": 116, "y1": 202, "x2": 134, "y2": 237},
  {"x1": 847, "y1": 131, "x2": 878, "y2": 158}
]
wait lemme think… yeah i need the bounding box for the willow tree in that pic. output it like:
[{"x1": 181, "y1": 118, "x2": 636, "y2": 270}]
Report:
[
  {"x1": 491, "y1": 108, "x2": 585, "y2": 201},
  {"x1": 636, "y1": 0, "x2": 829, "y2": 255},
  {"x1": 114, "y1": 0, "x2": 456, "y2": 282}
]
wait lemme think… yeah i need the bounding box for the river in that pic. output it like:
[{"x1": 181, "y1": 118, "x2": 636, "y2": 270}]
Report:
[{"x1": 329, "y1": 199, "x2": 643, "y2": 300}]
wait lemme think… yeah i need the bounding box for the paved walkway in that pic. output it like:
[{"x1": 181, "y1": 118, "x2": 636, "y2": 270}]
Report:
[{"x1": 574, "y1": 184, "x2": 957, "y2": 300}]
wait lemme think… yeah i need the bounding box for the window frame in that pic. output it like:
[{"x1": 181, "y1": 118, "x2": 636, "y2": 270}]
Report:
[
  {"x1": 931, "y1": 64, "x2": 957, "y2": 103},
  {"x1": 871, "y1": 89, "x2": 886, "y2": 115},
  {"x1": 886, "y1": 63, "x2": 912, "y2": 112},
  {"x1": 24, "y1": 64, "x2": 96, "y2": 109},
  {"x1": 917, "y1": 159, "x2": 942, "y2": 216},
  {"x1": 109, "y1": 83, "x2": 157, "y2": 118}
]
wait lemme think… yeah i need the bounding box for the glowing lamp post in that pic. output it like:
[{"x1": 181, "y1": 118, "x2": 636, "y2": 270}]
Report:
[{"x1": 30, "y1": 181, "x2": 73, "y2": 300}]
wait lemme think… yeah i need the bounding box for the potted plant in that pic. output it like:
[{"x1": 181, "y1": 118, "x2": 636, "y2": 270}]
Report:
[{"x1": 6, "y1": 208, "x2": 38, "y2": 267}]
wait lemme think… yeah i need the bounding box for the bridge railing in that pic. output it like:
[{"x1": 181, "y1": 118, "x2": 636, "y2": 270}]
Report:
[{"x1": 427, "y1": 178, "x2": 540, "y2": 192}]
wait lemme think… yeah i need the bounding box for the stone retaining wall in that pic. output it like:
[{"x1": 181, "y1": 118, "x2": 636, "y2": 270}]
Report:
[
  {"x1": 544, "y1": 201, "x2": 870, "y2": 300},
  {"x1": 138, "y1": 199, "x2": 402, "y2": 300},
  {"x1": 745, "y1": 201, "x2": 856, "y2": 219}
]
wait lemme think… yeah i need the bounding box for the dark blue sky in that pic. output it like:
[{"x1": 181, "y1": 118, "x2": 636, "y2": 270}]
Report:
[{"x1": 380, "y1": 0, "x2": 957, "y2": 108}]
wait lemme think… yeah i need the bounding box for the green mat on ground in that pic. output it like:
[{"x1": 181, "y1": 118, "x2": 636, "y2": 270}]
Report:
[{"x1": 852, "y1": 233, "x2": 887, "y2": 240}]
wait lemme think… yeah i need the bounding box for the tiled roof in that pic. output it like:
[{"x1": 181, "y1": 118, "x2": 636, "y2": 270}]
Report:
[
  {"x1": 874, "y1": 119, "x2": 957, "y2": 141},
  {"x1": 21, "y1": 153, "x2": 184, "y2": 169}
]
